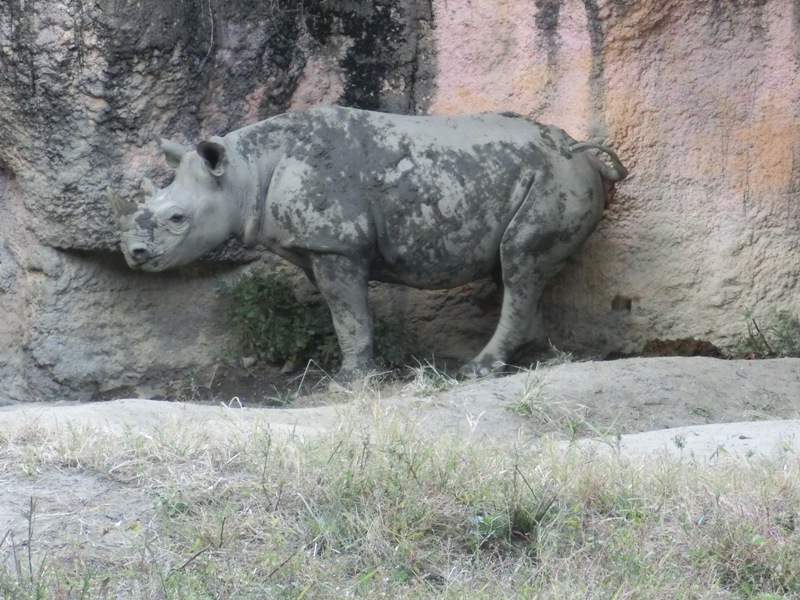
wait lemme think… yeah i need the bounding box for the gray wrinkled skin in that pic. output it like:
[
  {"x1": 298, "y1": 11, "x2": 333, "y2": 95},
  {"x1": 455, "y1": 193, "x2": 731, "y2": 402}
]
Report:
[{"x1": 109, "y1": 107, "x2": 628, "y2": 380}]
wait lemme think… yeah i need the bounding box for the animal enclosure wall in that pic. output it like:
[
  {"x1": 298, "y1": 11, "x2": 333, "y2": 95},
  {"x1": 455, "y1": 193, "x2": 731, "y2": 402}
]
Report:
[
  {"x1": 0, "y1": 0, "x2": 797, "y2": 401},
  {"x1": 430, "y1": 0, "x2": 800, "y2": 355}
]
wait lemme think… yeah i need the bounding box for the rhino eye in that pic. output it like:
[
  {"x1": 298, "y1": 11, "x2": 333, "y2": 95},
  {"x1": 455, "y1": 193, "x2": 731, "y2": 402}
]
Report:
[{"x1": 169, "y1": 213, "x2": 187, "y2": 224}]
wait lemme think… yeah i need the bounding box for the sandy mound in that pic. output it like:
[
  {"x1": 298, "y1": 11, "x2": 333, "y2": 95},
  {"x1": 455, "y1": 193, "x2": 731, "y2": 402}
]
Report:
[
  {"x1": 2, "y1": 356, "x2": 798, "y2": 460},
  {"x1": 1, "y1": 356, "x2": 797, "y2": 572}
]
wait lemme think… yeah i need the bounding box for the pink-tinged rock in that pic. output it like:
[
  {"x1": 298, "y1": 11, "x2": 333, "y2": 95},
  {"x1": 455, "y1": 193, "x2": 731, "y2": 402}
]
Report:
[
  {"x1": 431, "y1": 0, "x2": 596, "y2": 135},
  {"x1": 429, "y1": 0, "x2": 800, "y2": 354}
]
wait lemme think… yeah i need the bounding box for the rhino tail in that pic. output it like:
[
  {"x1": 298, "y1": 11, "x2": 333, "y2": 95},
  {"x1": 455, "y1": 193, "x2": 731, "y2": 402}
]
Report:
[{"x1": 570, "y1": 142, "x2": 629, "y2": 183}]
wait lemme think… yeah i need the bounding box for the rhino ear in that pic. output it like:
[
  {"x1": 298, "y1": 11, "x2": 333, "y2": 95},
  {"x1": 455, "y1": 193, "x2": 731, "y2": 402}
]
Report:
[
  {"x1": 197, "y1": 139, "x2": 227, "y2": 177},
  {"x1": 152, "y1": 133, "x2": 190, "y2": 168}
]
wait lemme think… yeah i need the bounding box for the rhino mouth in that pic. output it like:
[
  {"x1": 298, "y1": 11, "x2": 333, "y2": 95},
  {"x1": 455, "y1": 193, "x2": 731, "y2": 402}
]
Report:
[
  {"x1": 135, "y1": 257, "x2": 165, "y2": 272},
  {"x1": 124, "y1": 250, "x2": 161, "y2": 271}
]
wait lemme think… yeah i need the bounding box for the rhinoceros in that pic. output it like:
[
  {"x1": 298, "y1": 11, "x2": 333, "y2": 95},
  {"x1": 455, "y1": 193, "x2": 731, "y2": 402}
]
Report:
[{"x1": 109, "y1": 106, "x2": 627, "y2": 380}]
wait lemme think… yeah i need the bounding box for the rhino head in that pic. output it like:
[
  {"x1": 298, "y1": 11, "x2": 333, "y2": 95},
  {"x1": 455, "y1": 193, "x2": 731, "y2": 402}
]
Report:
[{"x1": 108, "y1": 135, "x2": 240, "y2": 271}]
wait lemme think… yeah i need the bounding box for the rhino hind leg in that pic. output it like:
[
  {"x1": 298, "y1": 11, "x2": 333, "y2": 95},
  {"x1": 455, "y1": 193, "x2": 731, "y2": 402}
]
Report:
[
  {"x1": 310, "y1": 253, "x2": 378, "y2": 382},
  {"x1": 460, "y1": 185, "x2": 593, "y2": 378},
  {"x1": 460, "y1": 285, "x2": 546, "y2": 378}
]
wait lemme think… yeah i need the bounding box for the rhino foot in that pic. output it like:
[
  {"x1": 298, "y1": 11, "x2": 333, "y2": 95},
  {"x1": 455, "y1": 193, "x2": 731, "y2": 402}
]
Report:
[
  {"x1": 458, "y1": 357, "x2": 506, "y2": 380},
  {"x1": 327, "y1": 361, "x2": 385, "y2": 393}
]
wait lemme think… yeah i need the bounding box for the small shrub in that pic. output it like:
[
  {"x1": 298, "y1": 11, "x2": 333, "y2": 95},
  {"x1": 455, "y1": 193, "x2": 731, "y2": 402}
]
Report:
[
  {"x1": 740, "y1": 308, "x2": 800, "y2": 358},
  {"x1": 221, "y1": 267, "x2": 340, "y2": 369},
  {"x1": 221, "y1": 267, "x2": 420, "y2": 371}
]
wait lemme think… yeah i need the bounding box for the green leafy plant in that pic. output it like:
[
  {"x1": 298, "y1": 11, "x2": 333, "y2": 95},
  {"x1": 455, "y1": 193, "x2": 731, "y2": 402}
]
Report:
[
  {"x1": 740, "y1": 308, "x2": 800, "y2": 358},
  {"x1": 221, "y1": 267, "x2": 339, "y2": 369},
  {"x1": 221, "y1": 267, "x2": 420, "y2": 372}
]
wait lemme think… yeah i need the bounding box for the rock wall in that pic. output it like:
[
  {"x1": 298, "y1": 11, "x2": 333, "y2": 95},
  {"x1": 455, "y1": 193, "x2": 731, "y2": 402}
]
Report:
[
  {"x1": 432, "y1": 0, "x2": 800, "y2": 355},
  {"x1": 0, "y1": 0, "x2": 797, "y2": 401}
]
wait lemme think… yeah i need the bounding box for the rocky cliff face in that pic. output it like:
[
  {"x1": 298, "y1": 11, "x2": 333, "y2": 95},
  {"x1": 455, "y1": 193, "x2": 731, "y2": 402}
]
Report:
[
  {"x1": 1, "y1": 0, "x2": 797, "y2": 401},
  {"x1": 431, "y1": 0, "x2": 800, "y2": 354}
]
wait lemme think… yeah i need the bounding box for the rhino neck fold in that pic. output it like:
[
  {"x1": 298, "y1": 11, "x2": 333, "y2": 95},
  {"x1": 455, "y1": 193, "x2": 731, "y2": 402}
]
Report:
[{"x1": 239, "y1": 163, "x2": 272, "y2": 247}]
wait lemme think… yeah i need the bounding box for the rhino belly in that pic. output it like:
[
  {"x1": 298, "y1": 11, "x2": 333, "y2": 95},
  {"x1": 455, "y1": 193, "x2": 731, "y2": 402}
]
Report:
[
  {"x1": 369, "y1": 255, "x2": 497, "y2": 289},
  {"x1": 369, "y1": 219, "x2": 504, "y2": 289}
]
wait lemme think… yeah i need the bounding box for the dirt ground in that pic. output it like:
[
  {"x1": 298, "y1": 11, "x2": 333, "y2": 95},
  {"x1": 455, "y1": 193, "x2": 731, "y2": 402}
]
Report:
[{"x1": 1, "y1": 356, "x2": 799, "y2": 570}]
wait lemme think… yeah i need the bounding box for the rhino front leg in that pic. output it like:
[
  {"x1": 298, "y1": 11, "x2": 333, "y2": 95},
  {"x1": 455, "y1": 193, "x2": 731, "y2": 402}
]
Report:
[{"x1": 310, "y1": 253, "x2": 377, "y2": 381}]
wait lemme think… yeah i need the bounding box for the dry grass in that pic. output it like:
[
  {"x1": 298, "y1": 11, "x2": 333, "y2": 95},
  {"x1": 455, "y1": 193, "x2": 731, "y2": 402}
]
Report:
[
  {"x1": 402, "y1": 361, "x2": 461, "y2": 396},
  {"x1": 1, "y1": 400, "x2": 799, "y2": 599},
  {"x1": 507, "y1": 362, "x2": 592, "y2": 441}
]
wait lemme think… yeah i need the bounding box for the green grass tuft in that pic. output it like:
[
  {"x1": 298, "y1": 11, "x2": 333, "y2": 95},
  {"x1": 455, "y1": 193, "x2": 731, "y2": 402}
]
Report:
[{"x1": 739, "y1": 308, "x2": 800, "y2": 358}]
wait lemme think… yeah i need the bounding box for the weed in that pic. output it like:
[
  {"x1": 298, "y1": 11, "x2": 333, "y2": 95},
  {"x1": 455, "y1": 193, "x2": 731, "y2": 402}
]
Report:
[
  {"x1": 508, "y1": 368, "x2": 554, "y2": 419},
  {"x1": 508, "y1": 364, "x2": 585, "y2": 437},
  {"x1": 740, "y1": 308, "x2": 800, "y2": 358},
  {"x1": 509, "y1": 343, "x2": 580, "y2": 426},
  {"x1": 742, "y1": 393, "x2": 799, "y2": 422},
  {"x1": 261, "y1": 384, "x2": 300, "y2": 407},
  {"x1": 0, "y1": 498, "x2": 51, "y2": 599},
  {"x1": 538, "y1": 341, "x2": 574, "y2": 367},
  {"x1": 158, "y1": 493, "x2": 192, "y2": 518},
  {"x1": 690, "y1": 406, "x2": 712, "y2": 419},
  {"x1": 403, "y1": 361, "x2": 460, "y2": 395},
  {"x1": 220, "y1": 266, "x2": 421, "y2": 372}
]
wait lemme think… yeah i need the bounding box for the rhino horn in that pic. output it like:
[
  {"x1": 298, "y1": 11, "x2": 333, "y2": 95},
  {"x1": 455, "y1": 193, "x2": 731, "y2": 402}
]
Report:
[
  {"x1": 107, "y1": 187, "x2": 138, "y2": 217},
  {"x1": 152, "y1": 133, "x2": 190, "y2": 168},
  {"x1": 140, "y1": 177, "x2": 158, "y2": 199}
]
